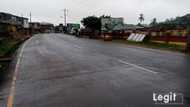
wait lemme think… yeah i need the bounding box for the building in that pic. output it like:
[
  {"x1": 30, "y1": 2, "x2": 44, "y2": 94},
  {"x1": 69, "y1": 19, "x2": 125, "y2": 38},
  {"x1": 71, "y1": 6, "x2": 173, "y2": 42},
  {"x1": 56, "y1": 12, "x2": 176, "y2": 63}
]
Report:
[
  {"x1": 0, "y1": 12, "x2": 28, "y2": 27},
  {"x1": 29, "y1": 22, "x2": 55, "y2": 34},
  {"x1": 122, "y1": 24, "x2": 146, "y2": 34},
  {"x1": 40, "y1": 22, "x2": 54, "y2": 33},
  {"x1": 55, "y1": 24, "x2": 66, "y2": 33},
  {"x1": 29, "y1": 22, "x2": 41, "y2": 34},
  {"x1": 0, "y1": 12, "x2": 29, "y2": 38}
]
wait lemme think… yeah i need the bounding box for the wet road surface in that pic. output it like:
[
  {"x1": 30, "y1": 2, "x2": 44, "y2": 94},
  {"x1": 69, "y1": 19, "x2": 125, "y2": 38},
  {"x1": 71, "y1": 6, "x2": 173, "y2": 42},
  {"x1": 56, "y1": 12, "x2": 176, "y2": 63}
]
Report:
[{"x1": 2, "y1": 33, "x2": 190, "y2": 107}]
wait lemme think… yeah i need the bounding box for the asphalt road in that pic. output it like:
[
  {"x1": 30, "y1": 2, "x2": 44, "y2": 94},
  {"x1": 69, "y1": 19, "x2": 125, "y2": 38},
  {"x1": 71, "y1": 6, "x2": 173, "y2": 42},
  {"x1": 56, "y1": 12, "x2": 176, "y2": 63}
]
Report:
[{"x1": 2, "y1": 33, "x2": 190, "y2": 107}]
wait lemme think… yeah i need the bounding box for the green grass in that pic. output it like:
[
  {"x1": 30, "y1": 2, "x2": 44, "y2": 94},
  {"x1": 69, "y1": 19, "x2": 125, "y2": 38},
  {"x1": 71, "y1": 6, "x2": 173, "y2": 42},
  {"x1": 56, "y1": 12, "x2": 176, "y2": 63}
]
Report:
[
  {"x1": 0, "y1": 39, "x2": 22, "y2": 81},
  {"x1": 0, "y1": 39, "x2": 20, "y2": 57},
  {"x1": 0, "y1": 59, "x2": 10, "y2": 81},
  {"x1": 112, "y1": 40, "x2": 186, "y2": 53}
]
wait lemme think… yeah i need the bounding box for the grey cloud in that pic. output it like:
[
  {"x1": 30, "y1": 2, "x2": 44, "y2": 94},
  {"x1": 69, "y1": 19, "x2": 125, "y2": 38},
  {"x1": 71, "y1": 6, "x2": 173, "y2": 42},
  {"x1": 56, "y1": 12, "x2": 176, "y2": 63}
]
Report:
[{"x1": 1, "y1": 0, "x2": 190, "y2": 25}]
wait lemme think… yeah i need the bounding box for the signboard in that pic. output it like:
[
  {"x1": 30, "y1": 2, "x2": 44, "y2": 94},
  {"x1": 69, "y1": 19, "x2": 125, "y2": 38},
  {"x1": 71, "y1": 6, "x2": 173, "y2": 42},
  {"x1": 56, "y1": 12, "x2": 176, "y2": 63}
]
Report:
[
  {"x1": 101, "y1": 17, "x2": 124, "y2": 32},
  {"x1": 67, "y1": 23, "x2": 80, "y2": 30},
  {"x1": 127, "y1": 33, "x2": 146, "y2": 42}
]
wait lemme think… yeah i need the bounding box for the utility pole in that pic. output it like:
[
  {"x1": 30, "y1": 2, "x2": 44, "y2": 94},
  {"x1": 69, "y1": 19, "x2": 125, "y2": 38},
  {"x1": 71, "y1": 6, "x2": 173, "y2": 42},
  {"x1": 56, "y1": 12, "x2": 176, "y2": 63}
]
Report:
[
  {"x1": 29, "y1": 12, "x2": 32, "y2": 35},
  {"x1": 29, "y1": 12, "x2": 32, "y2": 22},
  {"x1": 63, "y1": 9, "x2": 68, "y2": 26},
  {"x1": 21, "y1": 13, "x2": 24, "y2": 25}
]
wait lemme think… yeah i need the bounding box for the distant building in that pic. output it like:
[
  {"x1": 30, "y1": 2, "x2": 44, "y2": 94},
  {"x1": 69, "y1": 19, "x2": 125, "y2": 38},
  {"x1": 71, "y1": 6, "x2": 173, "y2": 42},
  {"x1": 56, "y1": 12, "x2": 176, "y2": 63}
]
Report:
[
  {"x1": 29, "y1": 22, "x2": 41, "y2": 34},
  {"x1": 29, "y1": 22, "x2": 55, "y2": 34},
  {"x1": 29, "y1": 22, "x2": 40, "y2": 29},
  {"x1": 55, "y1": 24, "x2": 66, "y2": 33},
  {"x1": 40, "y1": 22, "x2": 54, "y2": 33},
  {"x1": 123, "y1": 24, "x2": 143, "y2": 30}
]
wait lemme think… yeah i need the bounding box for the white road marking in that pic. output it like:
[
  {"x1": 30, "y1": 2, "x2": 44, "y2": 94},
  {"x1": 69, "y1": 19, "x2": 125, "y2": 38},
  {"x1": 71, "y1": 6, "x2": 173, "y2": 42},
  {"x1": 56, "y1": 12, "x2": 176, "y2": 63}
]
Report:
[
  {"x1": 6, "y1": 37, "x2": 33, "y2": 107},
  {"x1": 73, "y1": 45, "x2": 82, "y2": 49},
  {"x1": 118, "y1": 59, "x2": 158, "y2": 74}
]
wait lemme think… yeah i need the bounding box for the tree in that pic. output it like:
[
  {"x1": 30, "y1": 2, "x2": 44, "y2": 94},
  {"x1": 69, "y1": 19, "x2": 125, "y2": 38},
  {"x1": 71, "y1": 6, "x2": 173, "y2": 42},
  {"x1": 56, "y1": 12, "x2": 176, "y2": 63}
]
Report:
[
  {"x1": 154, "y1": 14, "x2": 190, "y2": 30},
  {"x1": 81, "y1": 16, "x2": 101, "y2": 31},
  {"x1": 150, "y1": 18, "x2": 157, "y2": 27},
  {"x1": 100, "y1": 15, "x2": 111, "y2": 18},
  {"x1": 156, "y1": 18, "x2": 176, "y2": 30},
  {"x1": 138, "y1": 14, "x2": 144, "y2": 25}
]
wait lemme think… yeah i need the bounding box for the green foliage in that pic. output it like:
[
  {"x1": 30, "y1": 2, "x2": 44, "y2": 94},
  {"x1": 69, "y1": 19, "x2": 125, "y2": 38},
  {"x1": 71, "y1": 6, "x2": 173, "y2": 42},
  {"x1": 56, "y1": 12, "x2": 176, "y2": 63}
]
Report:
[
  {"x1": 150, "y1": 18, "x2": 157, "y2": 27},
  {"x1": 81, "y1": 16, "x2": 101, "y2": 31},
  {"x1": 100, "y1": 15, "x2": 111, "y2": 18},
  {"x1": 139, "y1": 14, "x2": 144, "y2": 24},
  {"x1": 118, "y1": 40, "x2": 185, "y2": 52},
  {"x1": 152, "y1": 14, "x2": 190, "y2": 30},
  {"x1": 0, "y1": 39, "x2": 21, "y2": 80},
  {"x1": 0, "y1": 39, "x2": 20, "y2": 56}
]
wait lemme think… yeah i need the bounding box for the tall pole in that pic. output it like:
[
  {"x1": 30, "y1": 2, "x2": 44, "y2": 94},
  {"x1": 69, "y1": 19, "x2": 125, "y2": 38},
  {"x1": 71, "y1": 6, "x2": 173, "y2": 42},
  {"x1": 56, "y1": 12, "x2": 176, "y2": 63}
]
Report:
[
  {"x1": 64, "y1": 9, "x2": 68, "y2": 26},
  {"x1": 29, "y1": 12, "x2": 32, "y2": 35},
  {"x1": 21, "y1": 13, "x2": 24, "y2": 25},
  {"x1": 30, "y1": 12, "x2": 32, "y2": 22}
]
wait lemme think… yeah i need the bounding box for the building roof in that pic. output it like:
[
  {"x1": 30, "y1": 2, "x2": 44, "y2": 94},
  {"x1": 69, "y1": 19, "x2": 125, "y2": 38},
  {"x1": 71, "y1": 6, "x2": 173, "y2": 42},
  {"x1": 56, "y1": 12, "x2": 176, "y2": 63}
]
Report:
[
  {"x1": 123, "y1": 24, "x2": 145, "y2": 30},
  {"x1": 0, "y1": 12, "x2": 28, "y2": 20},
  {"x1": 0, "y1": 12, "x2": 28, "y2": 25}
]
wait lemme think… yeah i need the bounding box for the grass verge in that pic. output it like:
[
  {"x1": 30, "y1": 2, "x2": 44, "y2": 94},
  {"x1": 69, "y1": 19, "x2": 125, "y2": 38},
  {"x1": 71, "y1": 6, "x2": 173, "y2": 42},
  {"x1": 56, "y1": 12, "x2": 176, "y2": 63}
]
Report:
[
  {"x1": 0, "y1": 39, "x2": 20, "y2": 57},
  {"x1": 0, "y1": 39, "x2": 22, "y2": 83},
  {"x1": 112, "y1": 39, "x2": 186, "y2": 53}
]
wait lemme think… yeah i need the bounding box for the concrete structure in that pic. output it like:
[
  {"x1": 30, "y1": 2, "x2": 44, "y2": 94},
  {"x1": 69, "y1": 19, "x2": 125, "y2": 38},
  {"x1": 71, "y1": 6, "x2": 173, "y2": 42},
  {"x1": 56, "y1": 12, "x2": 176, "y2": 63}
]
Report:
[
  {"x1": 29, "y1": 22, "x2": 41, "y2": 34},
  {"x1": 29, "y1": 22, "x2": 55, "y2": 34},
  {"x1": 23, "y1": 18, "x2": 29, "y2": 28},
  {"x1": 127, "y1": 33, "x2": 146, "y2": 42},
  {"x1": 40, "y1": 22, "x2": 54, "y2": 33},
  {"x1": 55, "y1": 24, "x2": 66, "y2": 33},
  {"x1": 123, "y1": 24, "x2": 144, "y2": 31},
  {"x1": 0, "y1": 12, "x2": 29, "y2": 38},
  {"x1": 0, "y1": 12, "x2": 28, "y2": 27}
]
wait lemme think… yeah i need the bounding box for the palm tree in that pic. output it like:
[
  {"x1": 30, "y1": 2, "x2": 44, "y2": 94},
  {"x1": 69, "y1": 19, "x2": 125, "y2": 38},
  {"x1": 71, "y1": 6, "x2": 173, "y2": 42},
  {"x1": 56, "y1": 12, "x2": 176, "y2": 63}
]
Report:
[
  {"x1": 150, "y1": 18, "x2": 157, "y2": 26},
  {"x1": 139, "y1": 14, "x2": 144, "y2": 25}
]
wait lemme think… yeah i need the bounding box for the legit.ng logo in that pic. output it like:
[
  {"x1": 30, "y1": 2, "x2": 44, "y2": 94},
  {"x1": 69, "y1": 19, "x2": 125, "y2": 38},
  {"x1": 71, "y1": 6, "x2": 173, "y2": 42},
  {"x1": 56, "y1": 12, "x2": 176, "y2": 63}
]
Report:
[{"x1": 153, "y1": 92, "x2": 183, "y2": 104}]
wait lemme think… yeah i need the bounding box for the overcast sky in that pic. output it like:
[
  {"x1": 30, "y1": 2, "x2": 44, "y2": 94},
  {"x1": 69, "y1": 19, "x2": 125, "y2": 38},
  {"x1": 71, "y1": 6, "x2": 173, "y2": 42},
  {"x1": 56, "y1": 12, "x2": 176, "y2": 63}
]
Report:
[{"x1": 1, "y1": 0, "x2": 190, "y2": 25}]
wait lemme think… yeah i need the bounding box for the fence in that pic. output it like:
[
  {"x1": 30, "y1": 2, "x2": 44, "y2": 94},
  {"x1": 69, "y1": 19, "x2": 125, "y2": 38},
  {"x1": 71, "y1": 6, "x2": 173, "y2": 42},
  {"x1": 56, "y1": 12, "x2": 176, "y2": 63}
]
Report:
[{"x1": 151, "y1": 36, "x2": 187, "y2": 43}]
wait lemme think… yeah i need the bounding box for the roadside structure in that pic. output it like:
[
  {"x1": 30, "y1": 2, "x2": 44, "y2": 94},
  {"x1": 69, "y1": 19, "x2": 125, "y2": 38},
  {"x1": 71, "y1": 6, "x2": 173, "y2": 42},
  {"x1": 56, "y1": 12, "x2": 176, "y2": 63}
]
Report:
[
  {"x1": 29, "y1": 22, "x2": 41, "y2": 34},
  {"x1": 101, "y1": 17, "x2": 124, "y2": 33},
  {"x1": 186, "y1": 29, "x2": 190, "y2": 52},
  {"x1": 55, "y1": 24, "x2": 67, "y2": 33},
  {"x1": 29, "y1": 22, "x2": 55, "y2": 34},
  {"x1": 123, "y1": 24, "x2": 145, "y2": 32},
  {"x1": 40, "y1": 22, "x2": 54, "y2": 33},
  {"x1": 67, "y1": 23, "x2": 80, "y2": 34},
  {"x1": 101, "y1": 17, "x2": 127, "y2": 39},
  {"x1": 0, "y1": 12, "x2": 29, "y2": 39}
]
